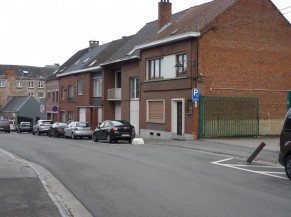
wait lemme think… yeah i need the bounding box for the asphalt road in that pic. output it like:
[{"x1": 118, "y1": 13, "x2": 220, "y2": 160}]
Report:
[{"x1": 1, "y1": 133, "x2": 291, "y2": 217}]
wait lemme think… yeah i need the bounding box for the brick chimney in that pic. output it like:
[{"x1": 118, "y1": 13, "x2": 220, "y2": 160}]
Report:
[
  {"x1": 5, "y1": 69, "x2": 16, "y2": 76},
  {"x1": 158, "y1": 0, "x2": 172, "y2": 30},
  {"x1": 89, "y1": 40, "x2": 99, "y2": 49}
]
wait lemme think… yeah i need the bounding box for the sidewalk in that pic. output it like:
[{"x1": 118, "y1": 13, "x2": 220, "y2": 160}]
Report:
[
  {"x1": 144, "y1": 136, "x2": 280, "y2": 164},
  {"x1": 0, "y1": 150, "x2": 66, "y2": 217}
]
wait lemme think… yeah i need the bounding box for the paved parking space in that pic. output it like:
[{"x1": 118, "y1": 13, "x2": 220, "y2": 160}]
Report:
[{"x1": 212, "y1": 158, "x2": 288, "y2": 180}]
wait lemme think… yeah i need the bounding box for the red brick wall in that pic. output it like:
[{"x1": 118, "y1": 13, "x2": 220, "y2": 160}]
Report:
[{"x1": 199, "y1": 0, "x2": 291, "y2": 121}]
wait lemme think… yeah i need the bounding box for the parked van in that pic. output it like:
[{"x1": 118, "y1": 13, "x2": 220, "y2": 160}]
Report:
[
  {"x1": 0, "y1": 119, "x2": 11, "y2": 133},
  {"x1": 9, "y1": 120, "x2": 16, "y2": 132},
  {"x1": 279, "y1": 108, "x2": 291, "y2": 180}
]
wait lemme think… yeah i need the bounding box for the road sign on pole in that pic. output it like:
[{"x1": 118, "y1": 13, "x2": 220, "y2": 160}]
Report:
[{"x1": 192, "y1": 88, "x2": 200, "y2": 101}]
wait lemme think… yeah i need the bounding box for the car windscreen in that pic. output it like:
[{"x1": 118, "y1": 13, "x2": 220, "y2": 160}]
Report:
[
  {"x1": 112, "y1": 121, "x2": 131, "y2": 127},
  {"x1": 53, "y1": 123, "x2": 67, "y2": 127},
  {"x1": 42, "y1": 121, "x2": 53, "y2": 124},
  {"x1": 76, "y1": 122, "x2": 90, "y2": 127},
  {"x1": 21, "y1": 123, "x2": 31, "y2": 126}
]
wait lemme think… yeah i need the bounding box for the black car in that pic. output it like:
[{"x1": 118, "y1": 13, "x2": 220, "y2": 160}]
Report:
[
  {"x1": 0, "y1": 119, "x2": 10, "y2": 133},
  {"x1": 279, "y1": 108, "x2": 291, "y2": 180},
  {"x1": 93, "y1": 120, "x2": 135, "y2": 143},
  {"x1": 48, "y1": 122, "x2": 67, "y2": 138},
  {"x1": 16, "y1": 122, "x2": 32, "y2": 133}
]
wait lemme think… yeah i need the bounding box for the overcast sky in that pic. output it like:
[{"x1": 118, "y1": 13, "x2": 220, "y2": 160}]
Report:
[{"x1": 0, "y1": 0, "x2": 290, "y2": 67}]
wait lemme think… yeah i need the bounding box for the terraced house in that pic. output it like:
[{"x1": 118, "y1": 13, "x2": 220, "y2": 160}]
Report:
[{"x1": 48, "y1": 0, "x2": 291, "y2": 140}]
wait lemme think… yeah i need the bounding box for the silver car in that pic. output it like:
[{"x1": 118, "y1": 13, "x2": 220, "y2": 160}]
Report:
[{"x1": 64, "y1": 121, "x2": 92, "y2": 139}]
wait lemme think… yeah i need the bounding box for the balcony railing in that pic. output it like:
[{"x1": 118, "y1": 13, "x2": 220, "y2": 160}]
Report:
[{"x1": 107, "y1": 88, "x2": 121, "y2": 101}]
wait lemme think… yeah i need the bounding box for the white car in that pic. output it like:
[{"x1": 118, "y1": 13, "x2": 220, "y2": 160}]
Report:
[
  {"x1": 32, "y1": 120, "x2": 53, "y2": 135},
  {"x1": 64, "y1": 121, "x2": 92, "y2": 139}
]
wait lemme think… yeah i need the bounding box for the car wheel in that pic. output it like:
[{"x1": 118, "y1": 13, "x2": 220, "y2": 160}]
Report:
[
  {"x1": 88, "y1": 136, "x2": 92, "y2": 140},
  {"x1": 37, "y1": 130, "x2": 41, "y2": 136},
  {"x1": 32, "y1": 130, "x2": 35, "y2": 135},
  {"x1": 19, "y1": 130, "x2": 22, "y2": 134},
  {"x1": 93, "y1": 133, "x2": 98, "y2": 142},
  {"x1": 107, "y1": 134, "x2": 112, "y2": 143},
  {"x1": 128, "y1": 139, "x2": 132, "y2": 144},
  {"x1": 71, "y1": 133, "x2": 75, "y2": 139},
  {"x1": 48, "y1": 131, "x2": 52, "y2": 137},
  {"x1": 285, "y1": 155, "x2": 291, "y2": 180}
]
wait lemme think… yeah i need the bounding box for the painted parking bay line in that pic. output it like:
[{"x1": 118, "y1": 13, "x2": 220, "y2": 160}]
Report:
[{"x1": 211, "y1": 158, "x2": 287, "y2": 180}]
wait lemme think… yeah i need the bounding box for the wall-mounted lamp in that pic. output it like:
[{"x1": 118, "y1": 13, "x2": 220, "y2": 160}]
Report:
[
  {"x1": 174, "y1": 61, "x2": 184, "y2": 69},
  {"x1": 193, "y1": 72, "x2": 205, "y2": 83}
]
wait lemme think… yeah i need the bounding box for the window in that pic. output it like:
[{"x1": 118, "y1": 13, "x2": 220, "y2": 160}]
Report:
[
  {"x1": 176, "y1": 53, "x2": 187, "y2": 77},
  {"x1": 147, "y1": 100, "x2": 165, "y2": 123},
  {"x1": 38, "y1": 92, "x2": 44, "y2": 98},
  {"x1": 56, "y1": 91, "x2": 59, "y2": 102},
  {"x1": 38, "y1": 81, "x2": 44, "y2": 88},
  {"x1": 16, "y1": 80, "x2": 22, "y2": 88},
  {"x1": 68, "y1": 111, "x2": 74, "y2": 121},
  {"x1": 52, "y1": 91, "x2": 55, "y2": 102},
  {"x1": 77, "y1": 80, "x2": 83, "y2": 95},
  {"x1": 93, "y1": 78, "x2": 102, "y2": 97},
  {"x1": 61, "y1": 111, "x2": 66, "y2": 122},
  {"x1": 131, "y1": 78, "x2": 139, "y2": 99},
  {"x1": 28, "y1": 92, "x2": 34, "y2": 96},
  {"x1": 28, "y1": 81, "x2": 34, "y2": 88},
  {"x1": 61, "y1": 86, "x2": 66, "y2": 100},
  {"x1": 0, "y1": 80, "x2": 5, "y2": 87},
  {"x1": 68, "y1": 85, "x2": 74, "y2": 101},
  {"x1": 148, "y1": 58, "x2": 163, "y2": 80}
]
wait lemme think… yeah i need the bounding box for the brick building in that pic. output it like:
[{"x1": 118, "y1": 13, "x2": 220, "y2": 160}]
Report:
[
  {"x1": 0, "y1": 65, "x2": 56, "y2": 120},
  {"x1": 135, "y1": 0, "x2": 291, "y2": 139},
  {"x1": 48, "y1": 0, "x2": 291, "y2": 140}
]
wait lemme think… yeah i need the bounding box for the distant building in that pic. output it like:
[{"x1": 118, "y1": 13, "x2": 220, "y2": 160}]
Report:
[{"x1": 0, "y1": 65, "x2": 57, "y2": 110}]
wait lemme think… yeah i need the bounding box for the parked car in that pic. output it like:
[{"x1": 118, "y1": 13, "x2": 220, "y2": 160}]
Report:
[
  {"x1": 64, "y1": 121, "x2": 92, "y2": 139},
  {"x1": 16, "y1": 122, "x2": 32, "y2": 133},
  {"x1": 32, "y1": 120, "x2": 53, "y2": 135},
  {"x1": 92, "y1": 120, "x2": 135, "y2": 143},
  {"x1": 48, "y1": 122, "x2": 67, "y2": 138},
  {"x1": 0, "y1": 119, "x2": 10, "y2": 133},
  {"x1": 9, "y1": 120, "x2": 16, "y2": 132},
  {"x1": 279, "y1": 108, "x2": 291, "y2": 180}
]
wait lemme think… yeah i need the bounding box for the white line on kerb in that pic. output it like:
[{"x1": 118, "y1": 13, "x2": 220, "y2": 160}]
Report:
[{"x1": 211, "y1": 158, "x2": 288, "y2": 180}]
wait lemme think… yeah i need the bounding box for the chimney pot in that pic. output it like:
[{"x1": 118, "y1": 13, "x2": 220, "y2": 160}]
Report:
[{"x1": 89, "y1": 40, "x2": 99, "y2": 49}]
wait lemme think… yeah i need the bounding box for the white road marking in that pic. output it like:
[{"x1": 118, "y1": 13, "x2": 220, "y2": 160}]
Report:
[{"x1": 212, "y1": 158, "x2": 288, "y2": 180}]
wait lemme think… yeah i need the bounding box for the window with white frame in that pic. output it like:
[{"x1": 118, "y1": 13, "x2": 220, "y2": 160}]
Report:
[
  {"x1": 93, "y1": 78, "x2": 102, "y2": 97},
  {"x1": 77, "y1": 80, "x2": 83, "y2": 95},
  {"x1": 147, "y1": 100, "x2": 165, "y2": 123},
  {"x1": 0, "y1": 80, "x2": 5, "y2": 87},
  {"x1": 148, "y1": 58, "x2": 164, "y2": 80},
  {"x1": 38, "y1": 92, "x2": 44, "y2": 98},
  {"x1": 28, "y1": 81, "x2": 34, "y2": 88},
  {"x1": 38, "y1": 81, "x2": 44, "y2": 88},
  {"x1": 131, "y1": 78, "x2": 139, "y2": 99},
  {"x1": 16, "y1": 80, "x2": 22, "y2": 88},
  {"x1": 176, "y1": 53, "x2": 187, "y2": 77}
]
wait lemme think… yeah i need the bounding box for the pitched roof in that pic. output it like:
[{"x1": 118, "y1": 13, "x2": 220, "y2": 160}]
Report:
[
  {"x1": 152, "y1": 0, "x2": 238, "y2": 41},
  {"x1": 102, "y1": 10, "x2": 187, "y2": 66},
  {"x1": 1, "y1": 96, "x2": 32, "y2": 112},
  {"x1": 0, "y1": 65, "x2": 57, "y2": 79}
]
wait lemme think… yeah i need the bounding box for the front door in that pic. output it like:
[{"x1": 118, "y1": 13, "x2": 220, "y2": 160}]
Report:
[{"x1": 177, "y1": 101, "x2": 183, "y2": 135}]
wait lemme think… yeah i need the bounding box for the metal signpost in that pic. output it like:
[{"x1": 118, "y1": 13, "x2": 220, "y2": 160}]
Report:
[{"x1": 192, "y1": 88, "x2": 200, "y2": 140}]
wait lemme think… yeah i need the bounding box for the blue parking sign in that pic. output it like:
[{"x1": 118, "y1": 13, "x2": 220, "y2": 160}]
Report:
[{"x1": 192, "y1": 88, "x2": 200, "y2": 101}]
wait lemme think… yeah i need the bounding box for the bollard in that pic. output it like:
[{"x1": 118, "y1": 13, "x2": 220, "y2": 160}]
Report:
[{"x1": 246, "y1": 142, "x2": 266, "y2": 164}]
